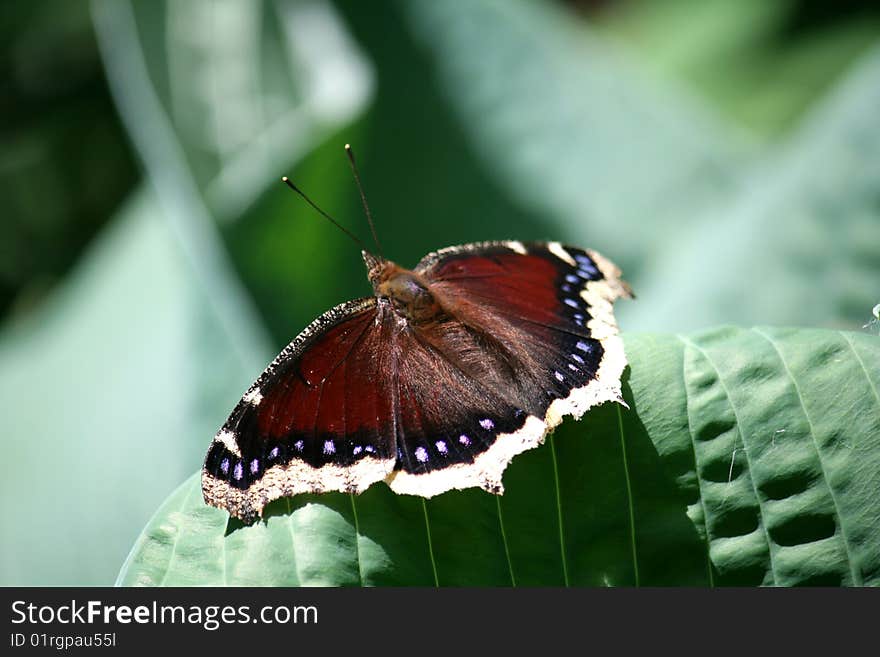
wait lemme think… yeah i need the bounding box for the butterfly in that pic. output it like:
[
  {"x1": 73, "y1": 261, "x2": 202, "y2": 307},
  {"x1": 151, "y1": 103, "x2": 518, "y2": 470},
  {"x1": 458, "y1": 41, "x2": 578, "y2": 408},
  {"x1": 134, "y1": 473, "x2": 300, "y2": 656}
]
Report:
[{"x1": 202, "y1": 150, "x2": 632, "y2": 524}]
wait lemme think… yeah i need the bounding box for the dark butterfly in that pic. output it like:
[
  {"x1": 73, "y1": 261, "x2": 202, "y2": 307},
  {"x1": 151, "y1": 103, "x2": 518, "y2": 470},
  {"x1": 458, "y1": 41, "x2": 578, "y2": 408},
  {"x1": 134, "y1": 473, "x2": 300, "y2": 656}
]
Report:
[{"x1": 202, "y1": 238, "x2": 631, "y2": 523}]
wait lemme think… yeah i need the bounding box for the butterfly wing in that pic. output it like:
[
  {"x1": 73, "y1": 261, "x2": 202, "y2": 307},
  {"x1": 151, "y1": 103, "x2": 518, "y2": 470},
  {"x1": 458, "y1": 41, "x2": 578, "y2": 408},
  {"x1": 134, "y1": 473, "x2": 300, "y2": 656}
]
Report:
[
  {"x1": 202, "y1": 297, "x2": 398, "y2": 523},
  {"x1": 385, "y1": 240, "x2": 631, "y2": 496}
]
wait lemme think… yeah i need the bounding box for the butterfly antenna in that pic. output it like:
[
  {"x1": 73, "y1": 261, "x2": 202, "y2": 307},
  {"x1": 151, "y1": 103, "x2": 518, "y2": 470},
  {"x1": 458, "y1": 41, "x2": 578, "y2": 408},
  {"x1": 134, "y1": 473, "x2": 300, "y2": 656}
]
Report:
[
  {"x1": 344, "y1": 144, "x2": 384, "y2": 259},
  {"x1": 281, "y1": 176, "x2": 366, "y2": 250}
]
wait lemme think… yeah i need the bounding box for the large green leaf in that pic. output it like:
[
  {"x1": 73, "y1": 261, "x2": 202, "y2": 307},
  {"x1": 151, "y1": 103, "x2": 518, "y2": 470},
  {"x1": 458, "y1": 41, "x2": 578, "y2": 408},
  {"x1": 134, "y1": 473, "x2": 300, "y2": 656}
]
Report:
[
  {"x1": 0, "y1": 186, "x2": 266, "y2": 586},
  {"x1": 598, "y1": 0, "x2": 880, "y2": 137},
  {"x1": 93, "y1": 0, "x2": 374, "y2": 222},
  {"x1": 401, "y1": 0, "x2": 748, "y2": 277},
  {"x1": 627, "y1": 44, "x2": 880, "y2": 333},
  {"x1": 117, "y1": 327, "x2": 880, "y2": 586},
  {"x1": 91, "y1": 0, "x2": 376, "y2": 346}
]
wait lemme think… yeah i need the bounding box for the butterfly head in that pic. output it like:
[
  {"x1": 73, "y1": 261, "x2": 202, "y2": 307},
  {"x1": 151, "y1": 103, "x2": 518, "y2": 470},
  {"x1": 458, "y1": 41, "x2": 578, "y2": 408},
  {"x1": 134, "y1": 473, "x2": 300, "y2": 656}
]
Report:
[{"x1": 361, "y1": 250, "x2": 386, "y2": 282}]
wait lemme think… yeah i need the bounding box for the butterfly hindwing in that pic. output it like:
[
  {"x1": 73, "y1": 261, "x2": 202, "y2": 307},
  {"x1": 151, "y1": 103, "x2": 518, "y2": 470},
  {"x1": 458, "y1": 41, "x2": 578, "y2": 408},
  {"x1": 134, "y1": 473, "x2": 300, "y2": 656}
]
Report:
[{"x1": 386, "y1": 321, "x2": 531, "y2": 496}]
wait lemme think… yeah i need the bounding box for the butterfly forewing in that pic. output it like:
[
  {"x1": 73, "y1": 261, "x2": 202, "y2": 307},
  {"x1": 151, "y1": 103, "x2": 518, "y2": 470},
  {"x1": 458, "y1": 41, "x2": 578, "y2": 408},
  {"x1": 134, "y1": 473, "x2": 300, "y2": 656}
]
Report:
[{"x1": 202, "y1": 298, "x2": 397, "y2": 523}]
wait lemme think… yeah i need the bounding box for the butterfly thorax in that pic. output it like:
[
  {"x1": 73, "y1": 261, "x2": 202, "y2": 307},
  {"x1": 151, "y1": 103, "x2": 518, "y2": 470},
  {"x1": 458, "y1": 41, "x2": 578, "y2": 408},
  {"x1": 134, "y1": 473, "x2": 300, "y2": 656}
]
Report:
[{"x1": 369, "y1": 260, "x2": 442, "y2": 324}]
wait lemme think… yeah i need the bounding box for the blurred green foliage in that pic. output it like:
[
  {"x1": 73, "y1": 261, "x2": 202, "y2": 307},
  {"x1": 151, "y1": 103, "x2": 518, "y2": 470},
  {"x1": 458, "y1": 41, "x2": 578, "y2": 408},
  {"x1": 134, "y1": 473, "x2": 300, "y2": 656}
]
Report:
[
  {"x1": 602, "y1": 0, "x2": 880, "y2": 137},
  {"x1": 0, "y1": 1, "x2": 138, "y2": 318},
  {"x1": 1, "y1": 0, "x2": 878, "y2": 585}
]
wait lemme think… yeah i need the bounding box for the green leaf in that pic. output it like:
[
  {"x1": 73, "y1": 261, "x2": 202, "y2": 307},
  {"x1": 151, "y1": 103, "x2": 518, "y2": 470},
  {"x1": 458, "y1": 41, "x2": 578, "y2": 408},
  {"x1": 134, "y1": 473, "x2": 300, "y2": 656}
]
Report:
[
  {"x1": 400, "y1": 0, "x2": 748, "y2": 276},
  {"x1": 93, "y1": 0, "x2": 374, "y2": 222},
  {"x1": 117, "y1": 327, "x2": 880, "y2": 586},
  {"x1": 627, "y1": 45, "x2": 880, "y2": 332},
  {"x1": 598, "y1": 0, "x2": 880, "y2": 137},
  {"x1": 90, "y1": 0, "x2": 375, "y2": 346}
]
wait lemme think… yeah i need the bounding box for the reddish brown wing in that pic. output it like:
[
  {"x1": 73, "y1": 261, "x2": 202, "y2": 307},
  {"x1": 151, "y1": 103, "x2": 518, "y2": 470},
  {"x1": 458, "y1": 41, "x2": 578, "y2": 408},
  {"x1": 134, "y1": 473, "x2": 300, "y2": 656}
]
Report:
[
  {"x1": 385, "y1": 241, "x2": 631, "y2": 496},
  {"x1": 202, "y1": 298, "x2": 397, "y2": 523}
]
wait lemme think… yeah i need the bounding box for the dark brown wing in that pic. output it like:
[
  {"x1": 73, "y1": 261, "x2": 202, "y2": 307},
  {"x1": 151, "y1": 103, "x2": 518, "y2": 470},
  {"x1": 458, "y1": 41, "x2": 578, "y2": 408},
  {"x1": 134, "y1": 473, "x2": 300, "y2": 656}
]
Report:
[
  {"x1": 202, "y1": 297, "x2": 397, "y2": 523},
  {"x1": 385, "y1": 240, "x2": 631, "y2": 496}
]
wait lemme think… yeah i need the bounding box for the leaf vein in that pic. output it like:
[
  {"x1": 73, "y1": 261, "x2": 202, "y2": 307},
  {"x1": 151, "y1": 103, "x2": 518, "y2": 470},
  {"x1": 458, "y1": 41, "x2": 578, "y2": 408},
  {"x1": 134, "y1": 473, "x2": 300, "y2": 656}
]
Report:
[
  {"x1": 284, "y1": 497, "x2": 300, "y2": 585},
  {"x1": 421, "y1": 499, "x2": 440, "y2": 587},
  {"x1": 495, "y1": 496, "x2": 516, "y2": 587},
  {"x1": 841, "y1": 332, "x2": 880, "y2": 409},
  {"x1": 753, "y1": 328, "x2": 860, "y2": 585},
  {"x1": 679, "y1": 335, "x2": 778, "y2": 585},
  {"x1": 675, "y1": 335, "x2": 716, "y2": 587},
  {"x1": 157, "y1": 481, "x2": 199, "y2": 587},
  {"x1": 616, "y1": 405, "x2": 640, "y2": 586},
  {"x1": 350, "y1": 494, "x2": 365, "y2": 587},
  {"x1": 548, "y1": 434, "x2": 570, "y2": 586}
]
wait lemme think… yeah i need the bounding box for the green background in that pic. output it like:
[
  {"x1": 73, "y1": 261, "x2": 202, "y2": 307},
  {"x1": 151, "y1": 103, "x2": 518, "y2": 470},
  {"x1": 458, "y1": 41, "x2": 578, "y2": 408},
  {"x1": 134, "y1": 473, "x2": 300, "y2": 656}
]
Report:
[{"x1": 1, "y1": 0, "x2": 878, "y2": 585}]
